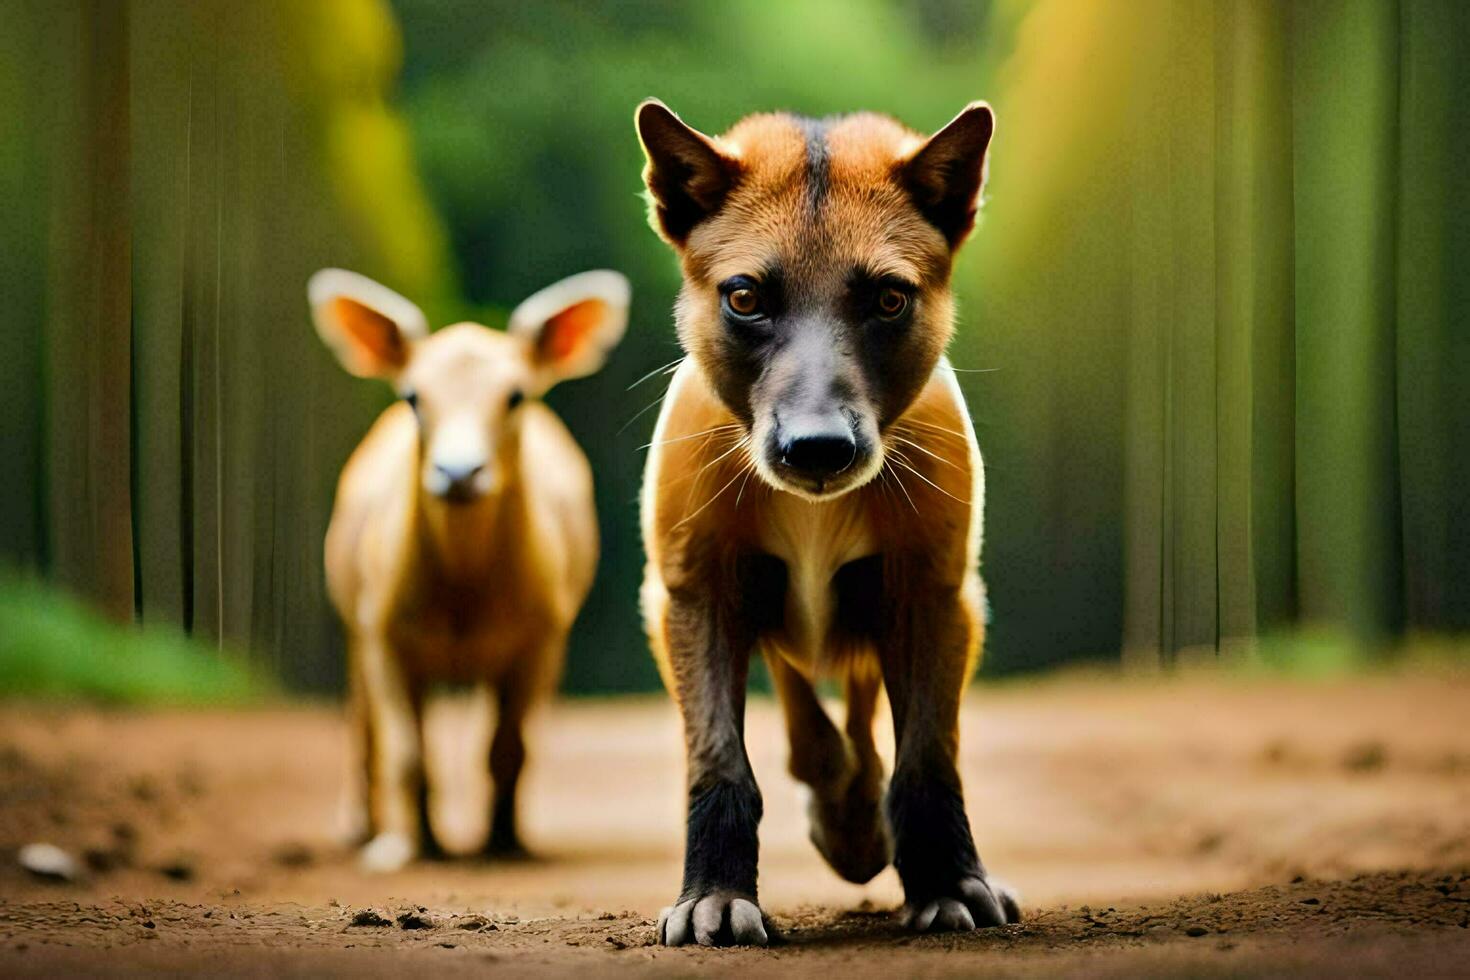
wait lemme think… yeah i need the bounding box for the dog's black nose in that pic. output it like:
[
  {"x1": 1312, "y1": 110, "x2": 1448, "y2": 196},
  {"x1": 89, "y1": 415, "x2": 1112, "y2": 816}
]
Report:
[{"x1": 780, "y1": 430, "x2": 857, "y2": 477}]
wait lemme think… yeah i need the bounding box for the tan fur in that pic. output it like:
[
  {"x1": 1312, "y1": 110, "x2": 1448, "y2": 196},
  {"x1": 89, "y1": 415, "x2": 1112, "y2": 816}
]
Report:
[
  {"x1": 311, "y1": 269, "x2": 626, "y2": 870},
  {"x1": 637, "y1": 100, "x2": 1015, "y2": 945}
]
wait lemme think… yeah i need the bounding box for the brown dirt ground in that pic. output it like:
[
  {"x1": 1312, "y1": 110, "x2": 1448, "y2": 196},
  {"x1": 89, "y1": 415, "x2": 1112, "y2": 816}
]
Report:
[{"x1": 2, "y1": 669, "x2": 1469, "y2": 977}]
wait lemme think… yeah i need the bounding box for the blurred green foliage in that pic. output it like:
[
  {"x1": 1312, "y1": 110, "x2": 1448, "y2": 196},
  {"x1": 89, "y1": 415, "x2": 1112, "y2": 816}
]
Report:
[
  {"x1": 0, "y1": 568, "x2": 263, "y2": 705},
  {"x1": 0, "y1": 0, "x2": 1465, "y2": 700}
]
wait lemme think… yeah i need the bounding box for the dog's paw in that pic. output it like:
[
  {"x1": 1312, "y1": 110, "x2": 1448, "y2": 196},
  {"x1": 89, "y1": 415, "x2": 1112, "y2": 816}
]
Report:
[
  {"x1": 806, "y1": 784, "x2": 891, "y2": 884},
  {"x1": 657, "y1": 890, "x2": 768, "y2": 947},
  {"x1": 905, "y1": 875, "x2": 1021, "y2": 932},
  {"x1": 358, "y1": 832, "x2": 416, "y2": 874}
]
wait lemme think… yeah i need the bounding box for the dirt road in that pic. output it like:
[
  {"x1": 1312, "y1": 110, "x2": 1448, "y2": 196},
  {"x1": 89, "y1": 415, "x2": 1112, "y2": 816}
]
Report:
[{"x1": 2, "y1": 669, "x2": 1469, "y2": 976}]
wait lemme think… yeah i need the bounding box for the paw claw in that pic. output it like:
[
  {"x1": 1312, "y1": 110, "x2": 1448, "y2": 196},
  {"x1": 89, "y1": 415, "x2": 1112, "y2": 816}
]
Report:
[
  {"x1": 933, "y1": 897, "x2": 975, "y2": 931},
  {"x1": 659, "y1": 899, "x2": 696, "y2": 946},
  {"x1": 657, "y1": 892, "x2": 767, "y2": 947},
  {"x1": 909, "y1": 901, "x2": 939, "y2": 932},
  {"x1": 908, "y1": 874, "x2": 1021, "y2": 932},
  {"x1": 729, "y1": 898, "x2": 768, "y2": 946},
  {"x1": 991, "y1": 878, "x2": 1023, "y2": 924},
  {"x1": 693, "y1": 896, "x2": 724, "y2": 946}
]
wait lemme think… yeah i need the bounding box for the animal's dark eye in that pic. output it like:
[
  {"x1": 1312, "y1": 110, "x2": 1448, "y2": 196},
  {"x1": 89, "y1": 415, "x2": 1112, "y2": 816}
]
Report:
[
  {"x1": 506, "y1": 389, "x2": 525, "y2": 411},
  {"x1": 720, "y1": 277, "x2": 764, "y2": 320},
  {"x1": 403, "y1": 391, "x2": 419, "y2": 412},
  {"x1": 727, "y1": 288, "x2": 760, "y2": 317},
  {"x1": 876, "y1": 287, "x2": 909, "y2": 320}
]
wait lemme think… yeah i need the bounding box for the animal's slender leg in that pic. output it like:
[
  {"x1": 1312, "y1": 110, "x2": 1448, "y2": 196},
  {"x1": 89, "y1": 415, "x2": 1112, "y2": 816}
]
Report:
[
  {"x1": 358, "y1": 636, "x2": 428, "y2": 873},
  {"x1": 342, "y1": 640, "x2": 375, "y2": 846},
  {"x1": 765, "y1": 650, "x2": 889, "y2": 882},
  {"x1": 483, "y1": 671, "x2": 532, "y2": 856},
  {"x1": 410, "y1": 683, "x2": 444, "y2": 860},
  {"x1": 656, "y1": 578, "x2": 768, "y2": 947},
  {"x1": 878, "y1": 575, "x2": 1020, "y2": 931}
]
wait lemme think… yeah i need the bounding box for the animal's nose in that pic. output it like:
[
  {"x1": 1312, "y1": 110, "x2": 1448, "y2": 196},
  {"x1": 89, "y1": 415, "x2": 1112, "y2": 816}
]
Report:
[
  {"x1": 779, "y1": 428, "x2": 857, "y2": 477},
  {"x1": 432, "y1": 461, "x2": 484, "y2": 500}
]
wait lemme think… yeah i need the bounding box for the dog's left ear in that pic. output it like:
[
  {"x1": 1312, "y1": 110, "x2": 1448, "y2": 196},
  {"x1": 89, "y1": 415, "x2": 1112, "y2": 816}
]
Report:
[
  {"x1": 902, "y1": 102, "x2": 995, "y2": 248},
  {"x1": 636, "y1": 99, "x2": 740, "y2": 245},
  {"x1": 509, "y1": 270, "x2": 631, "y2": 394}
]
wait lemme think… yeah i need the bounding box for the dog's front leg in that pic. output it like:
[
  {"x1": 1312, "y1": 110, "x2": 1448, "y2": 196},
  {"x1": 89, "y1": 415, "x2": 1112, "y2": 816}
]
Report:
[
  {"x1": 657, "y1": 579, "x2": 768, "y2": 947},
  {"x1": 879, "y1": 579, "x2": 1021, "y2": 932}
]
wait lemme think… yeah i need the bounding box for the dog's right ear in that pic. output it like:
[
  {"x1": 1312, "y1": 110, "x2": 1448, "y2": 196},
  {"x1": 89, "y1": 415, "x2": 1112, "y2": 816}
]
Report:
[
  {"x1": 636, "y1": 99, "x2": 738, "y2": 245},
  {"x1": 307, "y1": 269, "x2": 428, "y2": 380}
]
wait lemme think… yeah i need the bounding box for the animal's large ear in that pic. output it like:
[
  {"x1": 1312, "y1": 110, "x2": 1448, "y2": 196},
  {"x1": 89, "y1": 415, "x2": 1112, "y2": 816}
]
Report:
[
  {"x1": 901, "y1": 101, "x2": 995, "y2": 248},
  {"x1": 509, "y1": 270, "x2": 630, "y2": 392},
  {"x1": 307, "y1": 269, "x2": 428, "y2": 379},
  {"x1": 636, "y1": 99, "x2": 739, "y2": 244}
]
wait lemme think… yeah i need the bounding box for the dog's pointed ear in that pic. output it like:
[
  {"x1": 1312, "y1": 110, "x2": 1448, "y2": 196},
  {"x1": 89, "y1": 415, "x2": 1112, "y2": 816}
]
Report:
[
  {"x1": 307, "y1": 269, "x2": 428, "y2": 380},
  {"x1": 901, "y1": 101, "x2": 995, "y2": 248},
  {"x1": 636, "y1": 99, "x2": 739, "y2": 245}
]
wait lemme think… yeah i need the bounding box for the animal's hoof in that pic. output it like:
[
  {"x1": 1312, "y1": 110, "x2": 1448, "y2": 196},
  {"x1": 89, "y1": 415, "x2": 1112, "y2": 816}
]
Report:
[
  {"x1": 358, "y1": 832, "x2": 416, "y2": 874},
  {"x1": 657, "y1": 891, "x2": 768, "y2": 947},
  {"x1": 905, "y1": 875, "x2": 1021, "y2": 932}
]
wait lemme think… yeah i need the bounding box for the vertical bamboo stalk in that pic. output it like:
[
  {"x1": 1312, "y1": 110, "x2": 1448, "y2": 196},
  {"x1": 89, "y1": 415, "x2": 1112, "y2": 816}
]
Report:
[{"x1": 43, "y1": 0, "x2": 135, "y2": 621}]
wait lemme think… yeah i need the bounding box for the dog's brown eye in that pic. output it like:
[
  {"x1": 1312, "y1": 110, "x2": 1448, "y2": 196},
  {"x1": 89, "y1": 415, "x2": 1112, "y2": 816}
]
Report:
[
  {"x1": 727, "y1": 287, "x2": 760, "y2": 317},
  {"x1": 876, "y1": 288, "x2": 909, "y2": 319}
]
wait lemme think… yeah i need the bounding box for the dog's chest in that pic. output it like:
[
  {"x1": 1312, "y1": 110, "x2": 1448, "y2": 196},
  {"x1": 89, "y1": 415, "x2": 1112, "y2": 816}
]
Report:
[{"x1": 755, "y1": 492, "x2": 876, "y2": 670}]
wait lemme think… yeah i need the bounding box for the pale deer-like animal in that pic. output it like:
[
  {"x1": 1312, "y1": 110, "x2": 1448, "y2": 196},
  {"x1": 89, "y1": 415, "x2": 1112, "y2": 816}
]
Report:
[{"x1": 308, "y1": 268, "x2": 629, "y2": 872}]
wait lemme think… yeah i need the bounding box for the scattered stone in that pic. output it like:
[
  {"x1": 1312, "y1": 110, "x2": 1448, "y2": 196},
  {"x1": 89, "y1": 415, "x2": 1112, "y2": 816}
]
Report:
[
  {"x1": 1185, "y1": 925, "x2": 1208, "y2": 937},
  {"x1": 397, "y1": 909, "x2": 436, "y2": 930},
  {"x1": 457, "y1": 915, "x2": 495, "y2": 931},
  {"x1": 349, "y1": 909, "x2": 393, "y2": 928},
  {"x1": 1300, "y1": 897, "x2": 1320, "y2": 905},
  {"x1": 18, "y1": 843, "x2": 80, "y2": 882}
]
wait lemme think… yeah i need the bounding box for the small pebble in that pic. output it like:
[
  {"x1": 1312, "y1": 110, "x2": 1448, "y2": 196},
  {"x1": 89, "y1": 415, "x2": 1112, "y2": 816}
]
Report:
[
  {"x1": 18, "y1": 843, "x2": 80, "y2": 882},
  {"x1": 349, "y1": 909, "x2": 393, "y2": 928}
]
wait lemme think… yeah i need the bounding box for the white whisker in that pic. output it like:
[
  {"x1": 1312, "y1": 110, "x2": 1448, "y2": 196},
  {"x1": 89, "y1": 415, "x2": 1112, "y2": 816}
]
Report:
[
  {"x1": 618, "y1": 391, "x2": 669, "y2": 436},
  {"x1": 675, "y1": 450, "x2": 751, "y2": 529},
  {"x1": 889, "y1": 435, "x2": 962, "y2": 471},
  {"x1": 882, "y1": 459, "x2": 919, "y2": 514},
  {"x1": 639, "y1": 423, "x2": 742, "y2": 451},
  {"x1": 889, "y1": 455, "x2": 969, "y2": 505},
  {"x1": 626, "y1": 356, "x2": 686, "y2": 391}
]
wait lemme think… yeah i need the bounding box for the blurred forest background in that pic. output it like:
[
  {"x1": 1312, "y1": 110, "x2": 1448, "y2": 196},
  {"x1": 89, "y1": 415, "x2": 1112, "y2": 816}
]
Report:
[{"x1": 0, "y1": 0, "x2": 1466, "y2": 698}]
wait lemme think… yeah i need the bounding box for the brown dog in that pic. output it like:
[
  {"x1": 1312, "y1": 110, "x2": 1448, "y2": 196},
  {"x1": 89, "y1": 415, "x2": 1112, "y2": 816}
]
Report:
[{"x1": 635, "y1": 100, "x2": 1019, "y2": 945}]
